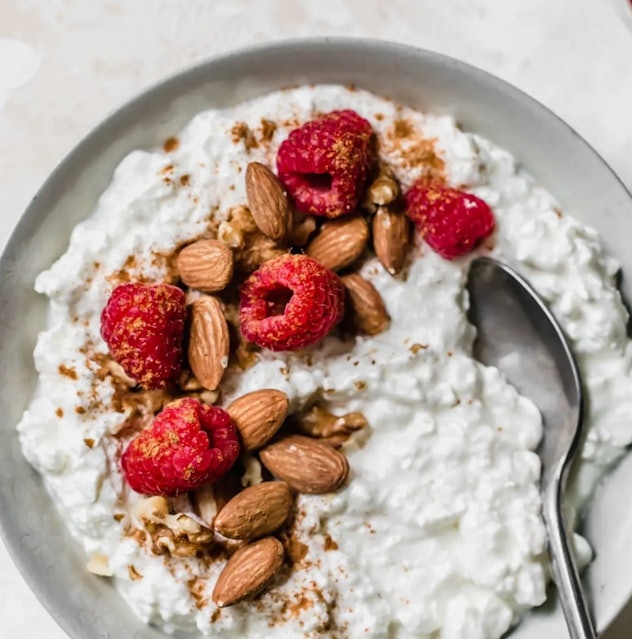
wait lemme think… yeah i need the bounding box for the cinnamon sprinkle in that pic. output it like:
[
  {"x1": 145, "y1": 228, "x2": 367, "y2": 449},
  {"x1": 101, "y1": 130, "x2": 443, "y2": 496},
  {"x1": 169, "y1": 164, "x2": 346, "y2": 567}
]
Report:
[
  {"x1": 58, "y1": 363, "x2": 78, "y2": 380},
  {"x1": 259, "y1": 118, "x2": 277, "y2": 144},
  {"x1": 231, "y1": 122, "x2": 258, "y2": 151},
  {"x1": 162, "y1": 137, "x2": 180, "y2": 153}
]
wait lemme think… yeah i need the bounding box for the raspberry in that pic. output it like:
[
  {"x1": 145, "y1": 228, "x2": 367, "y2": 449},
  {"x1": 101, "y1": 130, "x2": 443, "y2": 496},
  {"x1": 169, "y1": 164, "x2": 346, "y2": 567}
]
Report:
[
  {"x1": 121, "y1": 398, "x2": 240, "y2": 495},
  {"x1": 276, "y1": 110, "x2": 375, "y2": 218},
  {"x1": 239, "y1": 254, "x2": 345, "y2": 351},
  {"x1": 100, "y1": 282, "x2": 186, "y2": 389},
  {"x1": 405, "y1": 180, "x2": 495, "y2": 259}
]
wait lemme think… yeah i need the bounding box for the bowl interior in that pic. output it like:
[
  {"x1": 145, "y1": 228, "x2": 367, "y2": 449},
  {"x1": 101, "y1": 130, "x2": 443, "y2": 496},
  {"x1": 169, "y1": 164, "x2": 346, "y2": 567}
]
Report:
[{"x1": 1, "y1": 38, "x2": 631, "y2": 638}]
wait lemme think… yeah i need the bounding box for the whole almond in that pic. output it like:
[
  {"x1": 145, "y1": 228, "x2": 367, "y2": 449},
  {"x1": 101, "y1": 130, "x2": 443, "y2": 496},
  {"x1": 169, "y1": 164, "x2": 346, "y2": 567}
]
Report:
[
  {"x1": 227, "y1": 389, "x2": 289, "y2": 452},
  {"x1": 245, "y1": 162, "x2": 292, "y2": 243},
  {"x1": 177, "y1": 239, "x2": 234, "y2": 292},
  {"x1": 372, "y1": 207, "x2": 411, "y2": 275},
  {"x1": 342, "y1": 273, "x2": 390, "y2": 336},
  {"x1": 306, "y1": 215, "x2": 369, "y2": 271},
  {"x1": 214, "y1": 482, "x2": 292, "y2": 540},
  {"x1": 259, "y1": 435, "x2": 349, "y2": 494},
  {"x1": 188, "y1": 296, "x2": 230, "y2": 391},
  {"x1": 212, "y1": 537, "x2": 284, "y2": 607}
]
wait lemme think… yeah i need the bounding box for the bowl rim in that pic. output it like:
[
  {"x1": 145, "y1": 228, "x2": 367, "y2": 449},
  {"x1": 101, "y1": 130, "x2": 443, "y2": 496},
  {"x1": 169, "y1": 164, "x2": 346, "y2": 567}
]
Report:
[{"x1": 2, "y1": 36, "x2": 631, "y2": 638}]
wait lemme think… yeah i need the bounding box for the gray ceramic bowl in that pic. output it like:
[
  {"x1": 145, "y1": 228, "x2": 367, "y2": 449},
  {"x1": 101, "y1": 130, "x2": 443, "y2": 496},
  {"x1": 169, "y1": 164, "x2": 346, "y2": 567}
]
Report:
[{"x1": 1, "y1": 38, "x2": 632, "y2": 639}]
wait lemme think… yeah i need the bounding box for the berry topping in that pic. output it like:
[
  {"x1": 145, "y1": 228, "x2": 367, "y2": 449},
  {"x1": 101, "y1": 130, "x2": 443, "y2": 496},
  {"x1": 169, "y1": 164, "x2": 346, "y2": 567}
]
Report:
[
  {"x1": 405, "y1": 180, "x2": 495, "y2": 259},
  {"x1": 276, "y1": 110, "x2": 375, "y2": 218},
  {"x1": 239, "y1": 254, "x2": 345, "y2": 351},
  {"x1": 100, "y1": 282, "x2": 186, "y2": 389},
  {"x1": 121, "y1": 398, "x2": 240, "y2": 495}
]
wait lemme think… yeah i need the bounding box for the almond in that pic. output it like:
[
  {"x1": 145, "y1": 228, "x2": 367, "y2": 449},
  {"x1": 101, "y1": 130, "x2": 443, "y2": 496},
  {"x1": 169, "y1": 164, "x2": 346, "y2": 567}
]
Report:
[
  {"x1": 227, "y1": 389, "x2": 289, "y2": 452},
  {"x1": 372, "y1": 206, "x2": 411, "y2": 275},
  {"x1": 176, "y1": 239, "x2": 234, "y2": 292},
  {"x1": 342, "y1": 273, "x2": 390, "y2": 335},
  {"x1": 214, "y1": 481, "x2": 292, "y2": 540},
  {"x1": 188, "y1": 296, "x2": 230, "y2": 391},
  {"x1": 245, "y1": 162, "x2": 292, "y2": 243},
  {"x1": 306, "y1": 215, "x2": 369, "y2": 271},
  {"x1": 259, "y1": 435, "x2": 349, "y2": 494},
  {"x1": 212, "y1": 537, "x2": 284, "y2": 607}
]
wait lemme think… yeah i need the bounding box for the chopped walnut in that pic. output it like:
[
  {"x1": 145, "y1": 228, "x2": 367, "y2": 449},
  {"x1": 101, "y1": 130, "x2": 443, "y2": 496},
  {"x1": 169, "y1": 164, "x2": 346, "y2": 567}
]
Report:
[
  {"x1": 86, "y1": 553, "x2": 113, "y2": 576},
  {"x1": 106, "y1": 359, "x2": 136, "y2": 387},
  {"x1": 133, "y1": 496, "x2": 214, "y2": 557},
  {"x1": 294, "y1": 405, "x2": 368, "y2": 443},
  {"x1": 122, "y1": 388, "x2": 172, "y2": 419},
  {"x1": 362, "y1": 161, "x2": 400, "y2": 212},
  {"x1": 166, "y1": 513, "x2": 213, "y2": 541},
  {"x1": 178, "y1": 370, "x2": 202, "y2": 391},
  {"x1": 239, "y1": 234, "x2": 285, "y2": 272},
  {"x1": 149, "y1": 514, "x2": 214, "y2": 557},
  {"x1": 199, "y1": 390, "x2": 219, "y2": 405},
  {"x1": 240, "y1": 455, "x2": 264, "y2": 488},
  {"x1": 133, "y1": 496, "x2": 169, "y2": 524},
  {"x1": 289, "y1": 214, "x2": 317, "y2": 247},
  {"x1": 218, "y1": 205, "x2": 284, "y2": 272},
  {"x1": 218, "y1": 205, "x2": 258, "y2": 249},
  {"x1": 192, "y1": 485, "x2": 218, "y2": 527}
]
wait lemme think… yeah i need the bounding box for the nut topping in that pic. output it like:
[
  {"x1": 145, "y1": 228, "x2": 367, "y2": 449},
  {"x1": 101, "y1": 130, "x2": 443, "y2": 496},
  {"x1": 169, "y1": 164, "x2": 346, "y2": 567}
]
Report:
[
  {"x1": 362, "y1": 161, "x2": 400, "y2": 212},
  {"x1": 192, "y1": 485, "x2": 218, "y2": 527},
  {"x1": 288, "y1": 214, "x2": 317, "y2": 247},
  {"x1": 342, "y1": 273, "x2": 390, "y2": 336},
  {"x1": 259, "y1": 435, "x2": 349, "y2": 494},
  {"x1": 227, "y1": 389, "x2": 289, "y2": 452},
  {"x1": 295, "y1": 405, "x2": 368, "y2": 440},
  {"x1": 214, "y1": 481, "x2": 292, "y2": 540},
  {"x1": 86, "y1": 554, "x2": 113, "y2": 577},
  {"x1": 133, "y1": 496, "x2": 214, "y2": 557},
  {"x1": 306, "y1": 215, "x2": 369, "y2": 272},
  {"x1": 188, "y1": 296, "x2": 230, "y2": 391},
  {"x1": 372, "y1": 206, "x2": 411, "y2": 275},
  {"x1": 176, "y1": 239, "x2": 234, "y2": 292},
  {"x1": 212, "y1": 536, "x2": 285, "y2": 607},
  {"x1": 245, "y1": 162, "x2": 293, "y2": 243}
]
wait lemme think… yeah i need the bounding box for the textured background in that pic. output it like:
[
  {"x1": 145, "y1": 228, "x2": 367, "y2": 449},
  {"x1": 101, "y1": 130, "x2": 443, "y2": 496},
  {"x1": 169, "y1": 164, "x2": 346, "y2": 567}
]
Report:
[{"x1": 1, "y1": 0, "x2": 632, "y2": 637}]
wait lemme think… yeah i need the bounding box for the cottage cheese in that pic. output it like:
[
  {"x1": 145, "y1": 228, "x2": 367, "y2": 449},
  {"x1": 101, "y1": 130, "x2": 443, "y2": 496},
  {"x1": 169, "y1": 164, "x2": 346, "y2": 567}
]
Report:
[{"x1": 16, "y1": 85, "x2": 632, "y2": 638}]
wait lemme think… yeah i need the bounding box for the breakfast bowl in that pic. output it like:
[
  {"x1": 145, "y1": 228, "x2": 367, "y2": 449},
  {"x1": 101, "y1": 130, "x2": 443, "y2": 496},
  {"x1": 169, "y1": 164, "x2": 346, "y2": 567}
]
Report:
[{"x1": 1, "y1": 38, "x2": 632, "y2": 639}]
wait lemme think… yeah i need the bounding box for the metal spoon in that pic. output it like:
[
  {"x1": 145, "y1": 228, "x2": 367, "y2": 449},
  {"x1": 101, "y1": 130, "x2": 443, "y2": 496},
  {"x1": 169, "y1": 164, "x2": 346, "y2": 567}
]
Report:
[{"x1": 466, "y1": 256, "x2": 597, "y2": 639}]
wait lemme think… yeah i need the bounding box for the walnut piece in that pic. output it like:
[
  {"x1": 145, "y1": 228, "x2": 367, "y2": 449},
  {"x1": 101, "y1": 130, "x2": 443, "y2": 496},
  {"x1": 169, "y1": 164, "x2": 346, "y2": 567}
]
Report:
[
  {"x1": 295, "y1": 405, "x2": 368, "y2": 442},
  {"x1": 133, "y1": 497, "x2": 214, "y2": 557}
]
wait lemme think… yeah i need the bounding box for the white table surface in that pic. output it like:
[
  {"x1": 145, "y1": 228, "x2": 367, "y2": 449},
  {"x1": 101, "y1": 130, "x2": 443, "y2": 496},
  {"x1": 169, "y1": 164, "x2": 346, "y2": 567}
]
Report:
[{"x1": 1, "y1": 0, "x2": 632, "y2": 637}]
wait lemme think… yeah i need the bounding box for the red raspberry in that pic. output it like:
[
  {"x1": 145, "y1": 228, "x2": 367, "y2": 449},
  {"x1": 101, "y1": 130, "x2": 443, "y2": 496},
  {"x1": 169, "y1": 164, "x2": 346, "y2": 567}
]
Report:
[
  {"x1": 276, "y1": 110, "x2": 375, "y2": 218},
  {"x1": 100, "y1": 282, "x2": 186, "y2": 389},
  {"x1": 121, "y1": 398, "x2": 240, "y2": 495},
  {"x1": 405, "y1": 180, "x2": 495, "y2": 259},
  {"x1": 239, "y1": 254, "x2": 345, "y2": 351}
]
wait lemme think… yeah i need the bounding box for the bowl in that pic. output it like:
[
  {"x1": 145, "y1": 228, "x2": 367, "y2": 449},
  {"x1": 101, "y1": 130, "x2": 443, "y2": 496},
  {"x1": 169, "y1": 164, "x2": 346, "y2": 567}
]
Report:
[
  {"x1": 1, "y1": 38, "x2": 632, "y2": 639},
  {"x1": 612, "y1": 0, "x2": 632, "y2": 33}
]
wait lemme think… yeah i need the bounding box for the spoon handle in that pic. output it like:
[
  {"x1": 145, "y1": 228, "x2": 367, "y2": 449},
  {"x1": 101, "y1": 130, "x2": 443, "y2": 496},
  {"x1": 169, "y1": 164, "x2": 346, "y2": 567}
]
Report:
[{"x1": 543, "y1": 479, "x2": 597, "y2": 639}]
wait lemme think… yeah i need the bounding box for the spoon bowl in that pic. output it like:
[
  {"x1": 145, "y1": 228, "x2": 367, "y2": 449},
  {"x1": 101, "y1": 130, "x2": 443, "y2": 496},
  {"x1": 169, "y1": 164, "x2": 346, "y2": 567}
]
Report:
[{"x1": 466, "y1": 256, "x2": 596, "y2": 639}]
